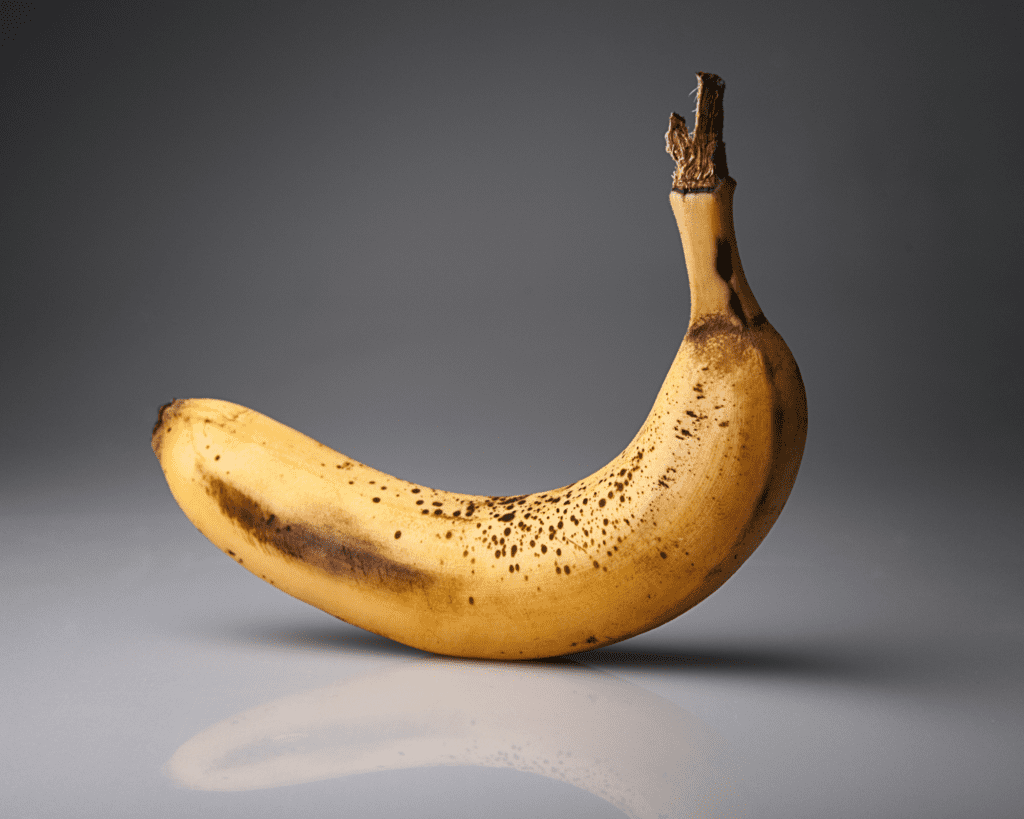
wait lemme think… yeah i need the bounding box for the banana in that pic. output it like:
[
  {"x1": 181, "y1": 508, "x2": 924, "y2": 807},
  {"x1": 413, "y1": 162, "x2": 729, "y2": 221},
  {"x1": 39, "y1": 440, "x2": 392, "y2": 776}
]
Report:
[
  {"x1": 152, "y1": 72, "x2": 807, "y2": 660},
  {"x1": 166, "y1": 657, "x2": 748, "y2": 818}
]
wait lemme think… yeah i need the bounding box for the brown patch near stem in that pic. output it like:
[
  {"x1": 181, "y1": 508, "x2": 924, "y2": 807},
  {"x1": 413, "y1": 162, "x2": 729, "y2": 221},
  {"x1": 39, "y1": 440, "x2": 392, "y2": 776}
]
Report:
[{"x1": 685, "y1": 314, "x2": 744, "y2": 346}]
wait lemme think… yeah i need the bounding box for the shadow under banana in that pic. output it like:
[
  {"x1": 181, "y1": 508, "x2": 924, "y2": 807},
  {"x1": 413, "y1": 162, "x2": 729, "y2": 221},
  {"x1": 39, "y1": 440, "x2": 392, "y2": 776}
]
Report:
[{"x1": 165, "y1": 657, "x2": 750, "y2": 818}]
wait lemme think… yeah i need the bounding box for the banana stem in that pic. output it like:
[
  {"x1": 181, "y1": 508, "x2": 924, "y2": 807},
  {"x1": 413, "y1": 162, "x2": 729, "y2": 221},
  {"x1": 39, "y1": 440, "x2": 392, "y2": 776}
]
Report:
[{"x1": 666, "y1": 73, "x2": 763, "y2": 334}]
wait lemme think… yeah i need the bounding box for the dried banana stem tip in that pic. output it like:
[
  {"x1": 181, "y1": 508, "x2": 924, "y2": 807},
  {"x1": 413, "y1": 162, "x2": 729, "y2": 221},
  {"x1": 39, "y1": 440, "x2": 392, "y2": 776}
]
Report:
[{"x1": 666, "y1": 72, "x2": 730, "y2": 191}]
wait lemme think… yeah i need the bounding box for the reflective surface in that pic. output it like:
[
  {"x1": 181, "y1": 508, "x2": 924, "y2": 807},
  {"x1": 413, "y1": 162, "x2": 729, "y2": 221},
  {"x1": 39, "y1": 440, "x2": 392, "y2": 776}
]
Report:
[
  {"x1": 166, "y1": 658, "x2": 743, "y2": 816},
  {"x1": 4, "y1": 484, "x2": 1021, "y2": 818}
]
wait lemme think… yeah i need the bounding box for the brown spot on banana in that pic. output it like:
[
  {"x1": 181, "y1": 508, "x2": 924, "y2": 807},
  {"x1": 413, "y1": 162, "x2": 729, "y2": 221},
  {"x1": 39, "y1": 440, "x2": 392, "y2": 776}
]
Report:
[{"x1": 205, "y1": 475, "x2": 431, "y2": 589}]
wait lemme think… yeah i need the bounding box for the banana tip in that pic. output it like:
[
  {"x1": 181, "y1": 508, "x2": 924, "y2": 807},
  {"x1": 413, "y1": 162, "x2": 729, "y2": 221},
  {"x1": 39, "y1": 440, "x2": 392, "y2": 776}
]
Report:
[{"x1": 151, "y1": 399, "x2": 180, "y2": 457}]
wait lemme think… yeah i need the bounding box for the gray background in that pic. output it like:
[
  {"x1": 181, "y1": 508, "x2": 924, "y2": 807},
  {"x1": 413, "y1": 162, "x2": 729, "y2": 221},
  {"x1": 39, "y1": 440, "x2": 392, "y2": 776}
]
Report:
[{"x1": 2, "y1": 2, "x2": 1022, "y2": 817}]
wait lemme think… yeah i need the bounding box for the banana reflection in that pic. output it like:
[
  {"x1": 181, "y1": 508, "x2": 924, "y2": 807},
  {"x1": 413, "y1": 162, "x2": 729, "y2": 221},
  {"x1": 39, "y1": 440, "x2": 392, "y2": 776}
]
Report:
[{"x1": 166, "y1": 657, "x2": 747, "y2": 818}]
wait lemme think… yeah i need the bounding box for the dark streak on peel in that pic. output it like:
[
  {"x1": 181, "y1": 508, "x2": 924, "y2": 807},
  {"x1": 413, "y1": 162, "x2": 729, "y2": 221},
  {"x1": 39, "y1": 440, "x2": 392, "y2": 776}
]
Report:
[
  {"x1": 714, "y1": 239, "x2": 734, "y2": 282},
  {"x1": 205, "y1": 475, "x2": 431, "y2": 589}
]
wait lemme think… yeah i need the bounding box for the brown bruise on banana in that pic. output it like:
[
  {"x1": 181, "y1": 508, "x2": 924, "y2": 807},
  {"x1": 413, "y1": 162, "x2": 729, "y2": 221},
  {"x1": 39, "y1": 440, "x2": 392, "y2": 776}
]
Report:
[{"x1": 204, "y1": 474, "x2": 430, "y2": 589}]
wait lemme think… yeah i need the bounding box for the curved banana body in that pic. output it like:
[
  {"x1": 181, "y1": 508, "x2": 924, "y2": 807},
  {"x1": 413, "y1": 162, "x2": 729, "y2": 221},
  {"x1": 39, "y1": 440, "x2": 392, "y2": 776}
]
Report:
[
  {"x1": 152, "y1": 76, "x2": 807, "y2": 659},
  {"x1": 152, "y1": 181, "x2": 805, "y2": 660}
]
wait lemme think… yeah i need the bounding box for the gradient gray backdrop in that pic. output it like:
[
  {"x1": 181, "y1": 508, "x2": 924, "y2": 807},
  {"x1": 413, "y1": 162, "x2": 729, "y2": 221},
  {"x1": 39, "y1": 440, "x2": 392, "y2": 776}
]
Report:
[{"x1": 2, "y1": 2, "x2": 1022, "y2": 817}]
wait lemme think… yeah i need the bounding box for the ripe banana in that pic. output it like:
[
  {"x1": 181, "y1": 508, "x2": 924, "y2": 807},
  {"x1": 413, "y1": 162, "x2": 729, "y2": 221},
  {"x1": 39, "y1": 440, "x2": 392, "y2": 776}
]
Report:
[
  {"x1": 152, "y1": 72, "x2": 807, "y2": 660},
  {"x1": 166, "y1": 657, "x2": 747, "y2": 818}
]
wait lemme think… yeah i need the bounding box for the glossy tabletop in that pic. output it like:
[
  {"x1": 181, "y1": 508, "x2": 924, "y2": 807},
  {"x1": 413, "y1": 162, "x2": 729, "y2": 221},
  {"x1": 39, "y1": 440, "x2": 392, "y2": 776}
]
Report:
[{"x1": 3, "y1": 481, "x2": 1020, "y2": 818}]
